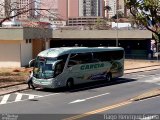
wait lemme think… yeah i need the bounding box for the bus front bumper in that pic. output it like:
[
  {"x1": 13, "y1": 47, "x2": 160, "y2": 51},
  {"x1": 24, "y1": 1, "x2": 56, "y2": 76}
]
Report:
[{"x1": 32, "y1": 77, "x2": 60, "y2": 89}]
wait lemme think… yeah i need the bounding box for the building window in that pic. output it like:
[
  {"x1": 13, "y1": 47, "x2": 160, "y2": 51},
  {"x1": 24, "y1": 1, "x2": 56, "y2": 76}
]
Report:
[
  {"x1": 29, "y1": 39, "x2": 32, "y2": 43},
  {"x1": 26, "y1": 39, "x2": 28, "y2": 43},
  {"x1": 26, "y1": 39, "x2": 32, "y2": 43}
]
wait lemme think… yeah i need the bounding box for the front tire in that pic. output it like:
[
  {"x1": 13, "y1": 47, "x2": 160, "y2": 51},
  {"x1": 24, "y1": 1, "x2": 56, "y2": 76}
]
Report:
[{"x1": 66, "y1": 79, "x2": 74, "y2": 89}]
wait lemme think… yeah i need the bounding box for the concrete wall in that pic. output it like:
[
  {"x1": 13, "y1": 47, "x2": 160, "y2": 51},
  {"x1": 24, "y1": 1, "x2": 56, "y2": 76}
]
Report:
[
  {"x1": 0, "y1": 40, "x2": 21, "y2": 68},
  {"x1": 53, "y1": 30, "x2": 152, "y2": 39},
  {"x1": 32, "y1": 39, "x2": 45, "y2": 58},
  {"x1": 0, "y1": 28, "x2": 23, "y2": 40},
  {"x1": 0, "y1": 27, "x2": 52, "y2": 40},
  {"x1": 0, "y1": 27, "x2": 52, "y2": 67},
  {"x1": 20, "y1": 40, "x2": 32, "y2": 67},
  {"x1": 23, "y1": 27, "x2": 52, "y2": 40}
]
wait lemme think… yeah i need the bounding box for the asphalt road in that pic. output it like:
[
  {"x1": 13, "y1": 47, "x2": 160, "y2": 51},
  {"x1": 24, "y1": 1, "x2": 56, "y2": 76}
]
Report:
[
  {"x1": 106, "y1": 96, "x2": 160, "y2": 114},
  {"x1": 0, "y1": 69, "x2": 160, "y2": 120}
]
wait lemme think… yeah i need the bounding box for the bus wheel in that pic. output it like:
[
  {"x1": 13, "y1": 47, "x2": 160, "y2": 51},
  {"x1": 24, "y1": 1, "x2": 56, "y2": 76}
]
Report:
[
  {"x1": 106, "y1": 73, "x2": 112, "y2": 82},
  {"x1": 66, "y1": 79, "x2": 74, "y2": 89}
]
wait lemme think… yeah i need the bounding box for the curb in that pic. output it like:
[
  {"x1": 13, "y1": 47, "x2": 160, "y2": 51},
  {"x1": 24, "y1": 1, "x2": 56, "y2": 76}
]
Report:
[
  {"x1": 0, "y1": 82, "x2": 25, "y2": 89},
  {"x1": 0, "y1": 84, "x2": 29, "y2": 96},
  {"x1": 124, "y1": 65, "x2": 160, "y2": 74},
  {"x1": 130, "y1": 89, "x2": 160, "y2": 101},
  {"x1": 124, "y1": 68, "x2": 160, "y2": 74},
  {"x1": 125, "y1": 64, "x2": 160, "y2": 70}
]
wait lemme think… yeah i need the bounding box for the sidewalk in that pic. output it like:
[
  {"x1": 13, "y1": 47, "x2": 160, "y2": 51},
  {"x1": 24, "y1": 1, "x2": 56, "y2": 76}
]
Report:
[
  {"x1": 0, "y1": 84, "x2": 28, "y2": 96},
  {"x1": 124, "y1": 65, "x2": 160, "y2": 74},
  {"x1": 0, "y1": 60, "x2": 160, "y2": 96}
]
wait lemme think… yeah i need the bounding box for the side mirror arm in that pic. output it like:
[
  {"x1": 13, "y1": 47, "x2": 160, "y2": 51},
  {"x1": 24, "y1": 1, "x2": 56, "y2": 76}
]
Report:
[{"x1": 29, "y1": 59, "x2": 35, "y2": 67}]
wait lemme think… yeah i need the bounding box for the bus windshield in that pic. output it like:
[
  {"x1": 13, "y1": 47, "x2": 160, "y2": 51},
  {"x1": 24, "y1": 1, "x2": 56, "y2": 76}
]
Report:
[{"x1": 33, "y1": 57, "x2": 57, "y2": 79}]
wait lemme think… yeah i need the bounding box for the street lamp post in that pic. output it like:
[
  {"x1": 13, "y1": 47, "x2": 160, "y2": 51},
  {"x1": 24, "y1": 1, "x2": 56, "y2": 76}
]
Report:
[
  {"x1": 116, "y1": 9, "x2": 118, "y2": 47},
  {"x1": 116, "y1": 14, "x2": 118, "y2": 47},
  {"x1": 157, "y1": 42, "x2": 159, "y2": 61}
]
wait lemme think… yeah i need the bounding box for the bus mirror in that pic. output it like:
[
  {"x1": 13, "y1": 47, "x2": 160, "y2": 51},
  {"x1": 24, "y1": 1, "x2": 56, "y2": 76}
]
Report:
[
  {"x1": 29, "y1": 59, "x2": 35, "y2": 67},
  {"x1": 52, "y1": 65, "x2": 55, "y2": 70}
]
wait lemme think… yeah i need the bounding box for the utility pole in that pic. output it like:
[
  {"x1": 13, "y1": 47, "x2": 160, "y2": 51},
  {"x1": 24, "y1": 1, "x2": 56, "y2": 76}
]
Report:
[{"x1": 116, "y1": 0, "x2": 119, "y2": 47}]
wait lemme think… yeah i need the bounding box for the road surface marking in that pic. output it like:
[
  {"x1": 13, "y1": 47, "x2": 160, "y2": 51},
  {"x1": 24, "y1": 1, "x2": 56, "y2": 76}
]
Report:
[
  {"x1": 64, "y1": 101, "x2": 132, "y2": 120},
  {"x1": 15, "y1": 92, "x2": 42, "y2": 97},
  {"x1": 15, "y1": 92, "x2": 42, "y2": 101},
  {"x1": 15, "y1": 93, "x2": 23, "y2": 101},
  {"x1": 15, "y1": 92, "x2": 42, "y2": 99},
  {"x1": 0, "y1": 94, "x2": 10, "y2": 104},
  {"x1": 0, "y1": 93, "x2": 60, "y2": 105},
  {"x1": 28, "y1": 95, "x2": 35, "y2": 99},
  {"x1": 69, "y1": 93, "x2": 110, "y2": 104}
]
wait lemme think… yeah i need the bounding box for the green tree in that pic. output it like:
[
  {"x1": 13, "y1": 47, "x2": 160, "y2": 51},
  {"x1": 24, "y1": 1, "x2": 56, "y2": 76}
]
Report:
[
  {"x1": 125, "y1": 0, "x2": 160, "y2": 41},
  {"x1": 104, "y1": 5, "x2": 112, "y2": 11},
  {"x1": 93, "y1": 18, "x2": 111, "y2": 30},
  {"x1": 112, "y1": 11, "x2": 124, "y2": 20}
]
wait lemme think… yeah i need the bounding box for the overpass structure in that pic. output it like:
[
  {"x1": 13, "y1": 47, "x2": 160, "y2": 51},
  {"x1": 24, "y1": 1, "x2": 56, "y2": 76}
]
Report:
[
  {"x1": 51, "y1": 30, "x2": 152, "y2": 59},
  {"x1": 51, "y1": 30, "x2": 152, "y2": 47}
]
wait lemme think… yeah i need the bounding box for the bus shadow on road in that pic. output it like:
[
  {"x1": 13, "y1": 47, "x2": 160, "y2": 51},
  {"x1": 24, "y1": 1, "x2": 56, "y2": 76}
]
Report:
[
  {"x1": 68, "y1": 78, "x2": 137, "y2": 92},
  {"x1": 38, "y1": 78, "x2": 137, "y2": 93}
]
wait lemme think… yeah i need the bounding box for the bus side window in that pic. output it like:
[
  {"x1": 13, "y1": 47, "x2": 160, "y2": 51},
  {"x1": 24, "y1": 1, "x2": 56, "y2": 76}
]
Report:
[
  {"x1": 68, "y1": 60, "x2": 78, "y2": 68},
  {"x1": 57, "y1": 54, "x2": 69, "y2": 63},
  {"x1": 68, "y1": 54, "x2": 80, "y2": 68},
  {"x1": 93, "y1": 52, "x2": 111, "y2": 62},
  {"x1": 68, "y1": 53, "x2": 92, "y2": 68},
  {"x1": 54, "y1": 61, "x2": 65, "y2": 77}
]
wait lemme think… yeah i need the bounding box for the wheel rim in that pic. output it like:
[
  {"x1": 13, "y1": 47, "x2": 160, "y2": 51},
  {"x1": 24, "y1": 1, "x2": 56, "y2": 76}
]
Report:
[
  {"x1": 106, "y1": 74, "x2": 111, "y2": 81},
  {"x1": 67, "y1": 81, "x2": 71, "y2": 87},
  {"x1": 67, "y1": 80, "x2": 73, "y2": 88}
]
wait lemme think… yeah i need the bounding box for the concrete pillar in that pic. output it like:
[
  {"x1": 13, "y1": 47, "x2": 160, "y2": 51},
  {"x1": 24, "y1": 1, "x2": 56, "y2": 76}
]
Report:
[{"x1": 45, "y1": 39, "x2": 50, "y2": 49}]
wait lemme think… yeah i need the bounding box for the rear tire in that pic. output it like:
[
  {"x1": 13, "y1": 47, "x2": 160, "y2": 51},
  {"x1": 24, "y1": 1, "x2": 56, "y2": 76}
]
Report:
[
  {"x1": 106, "y1": 73, "x2": 112, "y2": 82},
  {"x1": 66, "y1": 79, "x2": 74, "y2": 89}
]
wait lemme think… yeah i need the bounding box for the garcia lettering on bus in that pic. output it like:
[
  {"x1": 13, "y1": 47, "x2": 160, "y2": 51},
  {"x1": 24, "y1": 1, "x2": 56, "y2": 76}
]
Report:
[{"x1": 80, "y1": 63, "x2": 105, "y2": 70}]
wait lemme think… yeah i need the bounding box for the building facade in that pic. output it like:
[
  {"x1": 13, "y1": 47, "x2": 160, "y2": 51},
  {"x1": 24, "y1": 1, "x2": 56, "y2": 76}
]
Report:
[
  {"x1": 40, "y1": 0, "x2": 58, "y2": 18},
  {"x1": 67, "y1": 16, "x2": 103, "y2": 27},
  {"x1": 105, "y1": 0, "x2": 117, "y2": 18},
  {"x1": 117, "y1": 0, "x2": 127, "y2": 17},
  {"x1": 79, "y1": 0, "x2": 103, "y2": 17},
  {"x1": 68, "y1": 0, "x2": 79, "y2": 18},
  {"x1": 57, "y1": 0, "x2": 68, "y2": 20},
  {"x1": 16, "y1": 0, "x2": 36, "y2": 20},
  {"x1": 57, "y1": 0, "x2": 104, "y2": 20},
  {"x1": 104, "y1": 0, "x2": 127, "y2": 18},
  {"x1": 0, "y1": 0, "x2": 5, "y2": 19}
]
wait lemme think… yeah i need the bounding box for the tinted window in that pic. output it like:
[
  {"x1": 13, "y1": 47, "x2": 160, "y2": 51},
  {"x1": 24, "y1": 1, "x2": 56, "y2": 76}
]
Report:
[
  {"x1": 68, "y1": 53, "x2": 92, "y2": 67},
  {"x1": 57, "y1": 54, "x2": 69, "y2": 63},
  {"x1": 93, "y1": 50, "x2": 124, "y2": 61},
  {"x1": 93, "y1": 51, "x2": 110, "y2": 61},
  {"x1": 111, "y1": 50, "x2": 124, "y2": 60}
]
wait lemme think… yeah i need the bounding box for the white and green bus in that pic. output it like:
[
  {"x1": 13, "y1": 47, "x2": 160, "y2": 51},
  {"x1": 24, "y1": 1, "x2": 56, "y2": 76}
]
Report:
[{"x1": 31, "y1": 47, "x2": 124, "y2": 89}]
